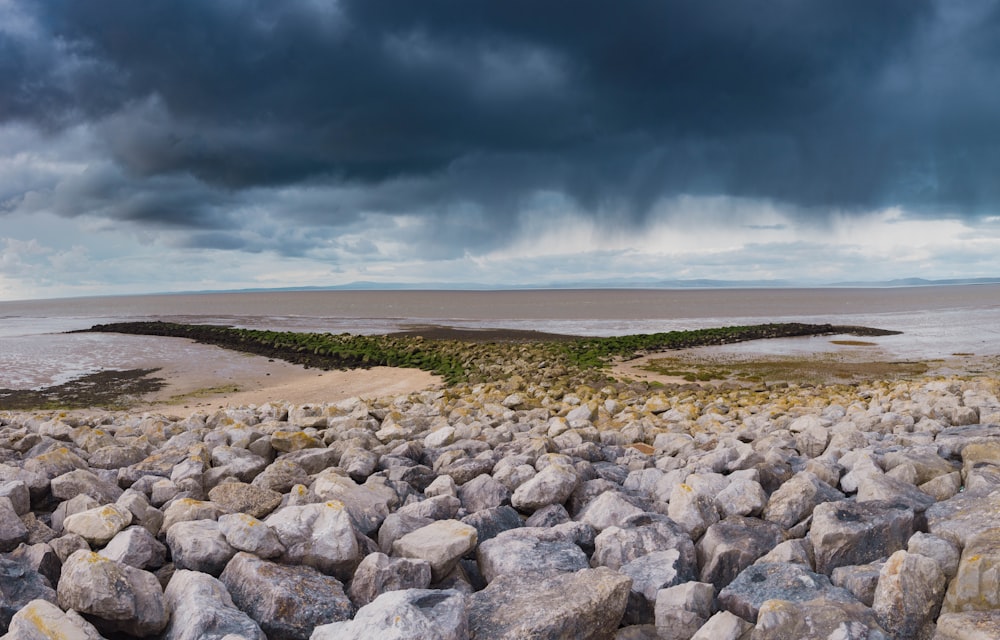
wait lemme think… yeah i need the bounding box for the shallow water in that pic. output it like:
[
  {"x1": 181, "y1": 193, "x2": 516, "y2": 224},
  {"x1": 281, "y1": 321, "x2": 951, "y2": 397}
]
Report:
[{"x1": 1, "y1": 286, "x2": 998, "y2": 389}]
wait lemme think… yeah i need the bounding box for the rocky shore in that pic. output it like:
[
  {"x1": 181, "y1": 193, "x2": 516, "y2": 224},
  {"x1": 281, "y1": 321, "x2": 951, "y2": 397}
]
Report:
[{"x1": 1, "y1": 369, "x2": 1000, "y2": 639}]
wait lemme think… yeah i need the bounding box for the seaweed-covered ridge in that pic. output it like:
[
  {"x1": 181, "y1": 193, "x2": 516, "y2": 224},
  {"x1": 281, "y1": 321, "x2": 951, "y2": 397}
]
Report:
[{"x1": 79, "y1": 321, "x2": 900, "y2": 387}]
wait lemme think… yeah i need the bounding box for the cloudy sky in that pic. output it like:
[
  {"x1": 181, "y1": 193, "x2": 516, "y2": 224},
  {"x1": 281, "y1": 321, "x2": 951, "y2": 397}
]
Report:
[{"x1": 3, "y1": 0, "x2": 1000, "y2": 300}]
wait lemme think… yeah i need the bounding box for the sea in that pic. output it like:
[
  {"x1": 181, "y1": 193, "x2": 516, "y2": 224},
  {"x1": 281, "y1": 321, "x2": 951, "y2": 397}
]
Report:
[{"x1": 1, "y1": 286, "x2": 998, "y2": 390}]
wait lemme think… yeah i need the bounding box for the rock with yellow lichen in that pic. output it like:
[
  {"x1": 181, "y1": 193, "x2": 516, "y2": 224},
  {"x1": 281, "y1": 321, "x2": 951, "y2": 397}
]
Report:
[
  {"x1": 2, "y1": 598, "x2": 104, "y2": 640},
  {"x1": 56, "y1": 550, "x2": 168, "y2": 637}
]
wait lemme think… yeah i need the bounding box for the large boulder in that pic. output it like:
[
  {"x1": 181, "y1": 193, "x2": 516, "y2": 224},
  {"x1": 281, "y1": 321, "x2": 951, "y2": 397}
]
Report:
[
  {"x1": 510, "y1": 458, "x2": 579, "y2": 513},
  {"x1": 751, "y1": 596, "x2": 888, "y2": 639},
  {"x1": 871, "y1": 550, "x2": 946, "y2": 640},
  {"x1": 208, "y1": 481, "x2": 282, "y2": 519},
  {"x1": 2, "y1": 599, "x2": 103, "y2": 639},
  {"x1": 943, "y1": 527, "x2": 1000, "y2": 613},
  {"x1": 468, "y1": 567, "x2": 631, "y2": 640},
  {"x1": 0, "y1": 556, "x2": 57, "y2": 634},
  {"x1": 56, "y1": 550, "x2": 168, "y2": 637},
  {"x1": 0, "y1": 499, "x2": 28, "y2": 552},
  {"x1": 62, "y1": 504, "x2": 133, "y2": 546},
  {"x1": 718, "y1": 562, "x2": 859, "y2": 623},
  {"x1": 162, "y1": 569, "x2": 266, "y2": 640},
  {"x1": 219, "y1": 552, "x2": 355, "y2": 640},
  {"x1": 591, "y1": 513, "x2": 696, "y2": 577},
  {"x1": 763, "y1": 471, "x2": 843, "y2": 530},
  {"x1": 391, "y1": 519, "x2": 478, "y2": 583},
  {"x1": 165, "y1": 519, "x2": 238, "y2": 576},
  {"x1": 217, "y1": 512, "x2": 285, "y2": 559},
  {"x1": 312, "y1": 588, "x2": 469, "y2": 640},
  {"x1": 348, "y1": 552, "x2": 433, "y2": 608},
  {"x1": 477, "y1": 526, "x2": 589, "y2": 583},
  {"x1": 696, "y1": 516, "x2": 785, "y2": 591},
  {"x1": 809, "y1": 500, "x2": 913, "y2": 575},
  {"x1": 98, "y1": 525, "x2": 167, "y2": 570},
  {"x1": 265, "y1": 501, "x2": 361, "y2": 580}
]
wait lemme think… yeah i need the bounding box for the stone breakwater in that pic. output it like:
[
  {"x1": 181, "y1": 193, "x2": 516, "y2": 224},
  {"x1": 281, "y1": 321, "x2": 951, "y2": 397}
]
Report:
[{"x1": 1, "y1": 375, "x2": 1000, "y2": 639}]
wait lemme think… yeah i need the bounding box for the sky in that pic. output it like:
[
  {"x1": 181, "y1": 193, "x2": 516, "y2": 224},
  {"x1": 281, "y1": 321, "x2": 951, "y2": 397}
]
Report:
[{"x1": 3, "y1": 0, "x2": 1000, "y2": 300}]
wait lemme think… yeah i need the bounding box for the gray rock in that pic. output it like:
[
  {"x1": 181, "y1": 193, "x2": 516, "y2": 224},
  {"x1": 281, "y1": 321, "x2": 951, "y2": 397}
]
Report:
[
  {"x1": 715, "y1": 479, "x2": 768, "y2": 518},
  {"x1": 719, "y1": 562, "x2": 857, "y2": 623},
  {"x1": 312, "y1": 588, "x2": 468, "y2": 640},
  {"x1": 161, "y1": 498, "x2": 223, "y2": 532},
  {"x1": 919, "y1": 471, "x2": 962, "y2": 502},
  {"x1": 882, "y1": 449, "x2": 957, "y2": 485},
  {"x1": 654, "y1": 581, "x2": 715, "y2": 640},
  {"x1": 397, "y1": 494, "x2": 461, "y2": 521},
  {"x1": 217, "y1": 512, "x2": 285, "y2": 559},
  {"x1": 98, "y1": 525, "x2": 167, "y2": 570},
  {"x1": 754, "y1": 538, "x2": 814, "y2": 568},
  {"x1": 592, "y1": 513, "x2": 697, "y2": 578},
  {"x1": 208, "y1": 481, "x2": 282, "y2": 519},
  {"x1": 209, "y1": 446, "x2": 269, "y2": 482},
  {"x1": 2, "y1": 598, "x2": 103, "y2": 639},
  {"x1": 809, "y1": 500, "x2": 914, "y2": 575},
  {"x1": 926, "y1": 488, "x2": 1000, "y2": 548},
  {"x1": 0, "y1": 499, "x2": 28, "y2": 552},
  {"x1": 477, "y1": 526, "x2": 589, "y2": 583},
  {"x1": 116, "y1": 489, "x2": 163, "y2": 536},
  {"x1": 391, "y1": 519, "x2": 478, "y2": 583},
  {"x1": 251, "y1": 458, "x2": 310, "y2": 493},
  {"x1": 220, "y1": 552, "x2": 355, "y2": 640},
  {"x1": 162, "y1": 569, "x2": 265, "y2": 640},
  {"x1": 312, "y1": 472, "x2": 393, "y2": 535},
  {"x1": 830, "y1": 562, "x2": 884, "y2": 607},
  {"x1": 872, "y1": 550, "x2": 946, "y2": 640},
  {"x1": 468, "y1": 566, "x2": 631, "y2": 640},
  {"x1": 752, "y1": 596, "x2": 888, "y2": 639},
  {"x1": 347, "y1": 552, "x2": 432, "y2": 607},
  {"x1": 667, "y1": 482, "x2": 720, "y2": 540},
  {"x1": 577, "y1": 490, "x2": 647, "y2": 531},
  {"x1": 0, "y1": 556, "x2": 58, "y2": 633},
  {"x1": 908, "y1": 531, "x2": 960, "y2": 580},
  {"x1": 510, "y1": 459, "x2": 578, "y2": 513},
  {"x1": 165, "y1": 519, "x2": 238, "y2": 576},
  {"x1": 6, "y1": 543, "x2": 61, "y2": 589},
  {"x1": 460, "y1": 505, "x2": 522, "y2": 545},
  {"x1": 378, "y1": 512, "x2": 434, "y2": 554},
  {"x1": 339, "y1": 445, "x2": 378, "y2": 481},
  {"x1": 691, "y1": 611, "x2": 753, "y2": 640},
  {"x1": 620, "y1": 550, "x2": 689, "y2": 625},
  {"x1": 90, "y1": 444, "x2": 147, "y2": 469},
  {"x1": 424, "y1": 474, "x2": 458, "y2": 498},
  {"x1": 56, "y1": 550, "x2": 168, "y2": 637},
  {"x1": 697, "y1": 516, "x2": 785, "y2": 591},
  {"x1": 51, "y1": 494, "x2": 99, "y2": 533},
  {"x1": 0, "y1": 481, "x2": 29, "y2": 516},
  {"x1": 50, "y1": 469, "x2": 123, "y2": 504},
  {"x1": 265, "y1": 501, "x2": 361, "y2": 580},
  {"x1": 856, "y1": 473, "x2": 936, "y2": 513},
  {"x1": 62, "y1": 504, "x2": 133, "y2": 546},
  {"x1": 49, "y1": 533, "x2": 89, "y2": 564},
  {"x1": 943, "y1": 527, "x2": 1000, "y2": 613},
  {"x1": 934, "y1": 611, "x2": 1000, "y2": 639},
  {"x1": 457, "y1": 474, "x2": 510, "y2": 513},
  {"x1": 763, "y1": 471, "x2": 843, "y2": 530},
  {"x1": 523, "y1": 503, "x2": 570, "y2": 527}
]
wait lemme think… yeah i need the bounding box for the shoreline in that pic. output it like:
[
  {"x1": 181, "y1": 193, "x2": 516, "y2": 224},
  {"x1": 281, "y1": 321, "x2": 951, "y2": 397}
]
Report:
[{"x1": 2, "y1": 321, "x2": 996, "y2": 415}]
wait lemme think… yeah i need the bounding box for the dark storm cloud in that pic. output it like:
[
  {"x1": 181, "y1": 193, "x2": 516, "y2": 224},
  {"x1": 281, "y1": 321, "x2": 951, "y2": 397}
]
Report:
[{"x1": 5, "y1": 0, "x2": 1000, "y2": 240}]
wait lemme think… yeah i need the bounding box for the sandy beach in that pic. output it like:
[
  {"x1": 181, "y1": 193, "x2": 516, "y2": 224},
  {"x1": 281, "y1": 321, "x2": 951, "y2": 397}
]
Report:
[{"x1": 124, "y1": 341, "x2": 441, "y2": 417}]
